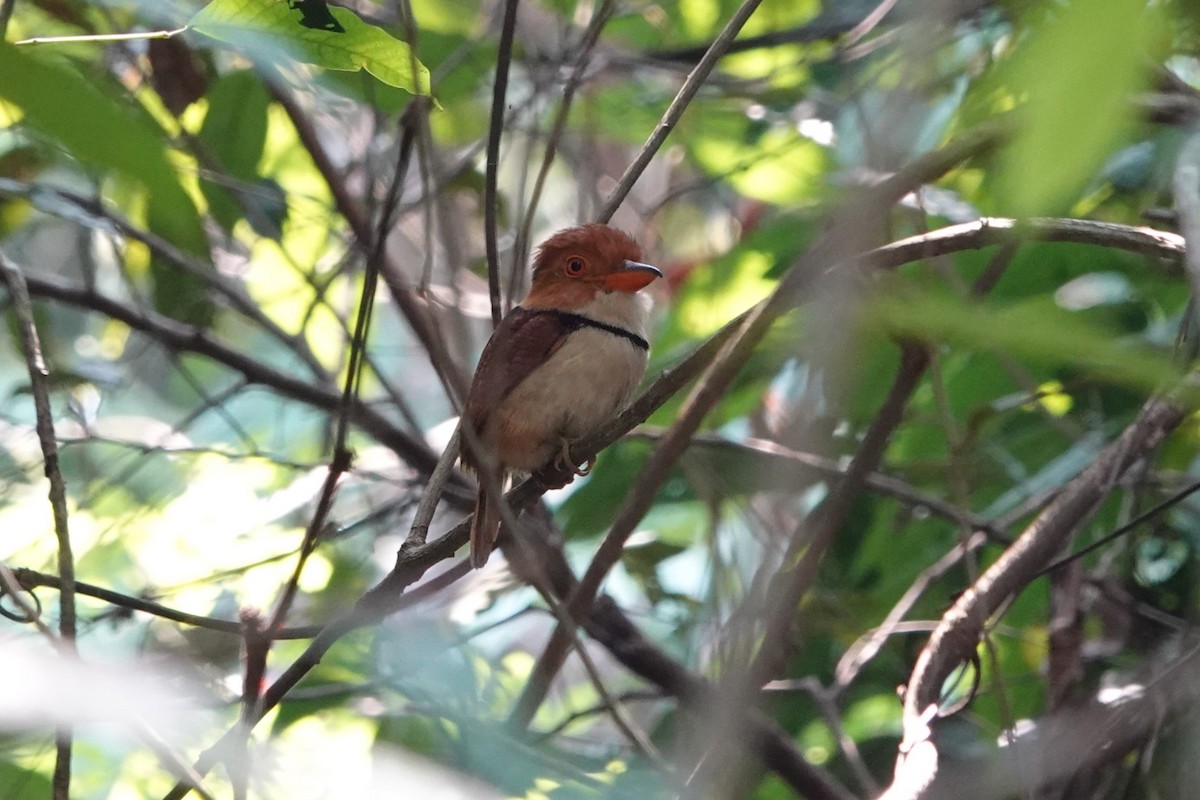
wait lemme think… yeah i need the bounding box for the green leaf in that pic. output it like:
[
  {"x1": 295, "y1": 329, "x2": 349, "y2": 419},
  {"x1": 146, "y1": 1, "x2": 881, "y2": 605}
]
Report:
[
  {"x1": 686, "y1": 108, "x2": 829, "y2": 205},
  {"x1": 189, "y1": 0, "x2": 432, "y2": 95},
  {"x1": 0, "y1": 42, "x2": 215, "y2": 324},
  {"x1": 868, "y1": 285, "x2": 1182, "y2": 396},
  {"x1": 992, "y1": 0, "x2": 1164, "y2": 215},
  {"x1": 198, "y1": 70, "x2": 277, "y2": 233},
  {"x1": 0, "y1": 43, "x2": 205, "y2": 252},
  {"x1": 0, "y1": 761, "x2": 52, "y2": 800}
]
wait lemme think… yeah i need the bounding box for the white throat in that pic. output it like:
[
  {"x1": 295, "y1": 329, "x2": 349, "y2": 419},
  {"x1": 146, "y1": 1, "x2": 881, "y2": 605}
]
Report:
[{"x1": 573, "y1": 290, "x2": 651, "y2": 338}]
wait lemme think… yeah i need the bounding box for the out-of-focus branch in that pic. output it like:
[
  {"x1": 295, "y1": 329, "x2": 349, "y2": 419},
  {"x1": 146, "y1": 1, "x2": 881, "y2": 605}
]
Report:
[
  {"x1": 883, "y1": 392, "x2": 1192, "y2": 800},
  {"x1": 19, "y1": 269, "x2": 450, "y2": 479},
  {"x1": 924, "y1": 637, "x2": 1200, "y2": 800}
]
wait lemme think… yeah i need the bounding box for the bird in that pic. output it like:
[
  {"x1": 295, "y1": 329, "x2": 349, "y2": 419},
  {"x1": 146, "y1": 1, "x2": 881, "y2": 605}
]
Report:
[{"x1": 461, "y1": 223, "x2": 662, "y2": 568}]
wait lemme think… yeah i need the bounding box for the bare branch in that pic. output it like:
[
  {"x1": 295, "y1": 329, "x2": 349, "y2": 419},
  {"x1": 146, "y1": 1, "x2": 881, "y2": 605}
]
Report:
[
  {"x1": 884, "y1": 391, "x2": 1191, "y2": 800},
  {"x1": 19, "y1": 269, "x2": 451, "y2": 479},
  {"x1": 484, "y1": 0, "x2": 521, "y2": 326},
  {"x1": 597, "y1": 0, "x2": 765, "y2": 222},
  {"x1": 0, "y1": 252, "x2": 77, "y2": 800}
]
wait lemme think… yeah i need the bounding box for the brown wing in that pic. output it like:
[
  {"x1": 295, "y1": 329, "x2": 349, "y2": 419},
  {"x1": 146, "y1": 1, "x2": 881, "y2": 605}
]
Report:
[{"x1": 462, "y1": 307, "x2": 572, "y2": 466}]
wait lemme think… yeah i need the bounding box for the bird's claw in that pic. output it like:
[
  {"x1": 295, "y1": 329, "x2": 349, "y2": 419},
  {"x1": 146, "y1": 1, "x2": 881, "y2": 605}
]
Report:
[
  {"x1": 536, "y1": 440, "x2": 593, "y2": 489},
  {"x1": 555, "y1": 439, "x2": 594, "y2": 477}
]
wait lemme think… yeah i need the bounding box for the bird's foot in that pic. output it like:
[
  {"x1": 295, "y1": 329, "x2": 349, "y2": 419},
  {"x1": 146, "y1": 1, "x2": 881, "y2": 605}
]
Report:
[
  {"x1": 535, "y1": 440, "x2": 594, "y2": 489},
  {"x1": 555, "y1": 438, "x2": 595, "y2": 477}
]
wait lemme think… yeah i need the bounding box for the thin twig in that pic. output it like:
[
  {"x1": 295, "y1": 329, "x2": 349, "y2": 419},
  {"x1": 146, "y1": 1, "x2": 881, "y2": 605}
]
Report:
[
  {"x1": 0, "y1": 253, "x2": 77, "y2": 800},
  {"x1": 513, "y1": 0, "x2": 616, "y2": 271},
  {"x1": 484, "y1": 0, "x2": 520, "y2": 326},
  {"x1": 841, "y1": 0, "x2": 902, "y2": 48},
  {"x1": 597, "y1": 0, "x2": 764, "y2": 222},
  {"x1": 404, "y1": 428, "x2": 462, "y2": 548},
  {"x1": 19, "y1": 269, "x2": 448, "y2": 477},
  {"x1": 1037, "y1": 477, "x2": 1200, "y2": 577},
  {"x1": 14, "y1": 28, "x2": 186, "y2": 45}
]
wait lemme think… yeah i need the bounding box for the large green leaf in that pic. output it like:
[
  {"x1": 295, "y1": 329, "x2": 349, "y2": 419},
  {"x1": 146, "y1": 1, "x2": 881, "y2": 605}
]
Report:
[
  {"x1": 992, "y1": 0, "x2": 1164, "y2": 215},
  {"x1": 0, "y1": 42, "x2": 214, "y2": 324},
  {"x1": 869, "y1": 286, "x2": 1183, "y2": 396},
  {"x1": 198, "y1": 69, "x2": 287, "y2": 236},
  {"x1": 189, "y1": 0, "x2": 431, "y2": 95},
  {"x1": 0, "y1": 761, "x2": 52, "y2": 800},
  {"x1": 0, "y1": 43, "x2": 204, "y2": 251}
]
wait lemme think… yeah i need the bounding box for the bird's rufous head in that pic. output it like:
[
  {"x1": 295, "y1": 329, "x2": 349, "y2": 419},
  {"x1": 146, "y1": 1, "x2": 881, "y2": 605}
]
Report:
[{"x1": 525, "y1": 224, "x2": 661, "y2": 309}]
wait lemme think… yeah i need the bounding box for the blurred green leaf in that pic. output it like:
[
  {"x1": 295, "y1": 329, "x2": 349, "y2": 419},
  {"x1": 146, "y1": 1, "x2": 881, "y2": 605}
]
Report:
[
  {"x1": 869, "y1": 285, "x2": 1182, "y2": 395},
  {"x1": 687, "y1": 111, "x2": 829, "y2": 205},
  {"x1": 0, "y1": 43, "x2": 205, "y2": 252},
  {"x1": 189, "y1": 0, "x2": 432, "y2": 95},
  {"x1": 993, "y1": 0, "x2": 1164, "y2": 214},
  {"x1": 198, "y1": 69, "x2": 272, "y2": 233},
  {"x1": 0, "y1": 760, "x2": 52, "y2": 799},
  {"x1": 0, "y1": 42, "x2": 215, "y2": 324}
]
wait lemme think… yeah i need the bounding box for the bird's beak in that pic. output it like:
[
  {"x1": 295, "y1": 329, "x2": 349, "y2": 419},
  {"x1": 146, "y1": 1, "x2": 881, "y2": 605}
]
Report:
[{"x1": 602, "y1": 260, "x2": 663, "y2": 292}]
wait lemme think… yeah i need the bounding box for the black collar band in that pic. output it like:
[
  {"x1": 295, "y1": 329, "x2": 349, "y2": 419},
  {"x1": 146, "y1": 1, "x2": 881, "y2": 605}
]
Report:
[{"x1": 524, "y1": 307, "x2": 649, "y2": 351}]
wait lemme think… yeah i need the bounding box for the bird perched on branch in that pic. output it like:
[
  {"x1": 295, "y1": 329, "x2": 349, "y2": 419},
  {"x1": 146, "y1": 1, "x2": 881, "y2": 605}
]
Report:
[{"x1": 462, "y1": 224, "x2": 662, "y2": 568}]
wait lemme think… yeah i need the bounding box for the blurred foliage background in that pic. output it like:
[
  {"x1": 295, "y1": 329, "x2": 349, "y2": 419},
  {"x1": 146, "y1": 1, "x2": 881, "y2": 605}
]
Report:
[{"x1": 4, "y1": 0, "x2": 1200, "y2": 798}]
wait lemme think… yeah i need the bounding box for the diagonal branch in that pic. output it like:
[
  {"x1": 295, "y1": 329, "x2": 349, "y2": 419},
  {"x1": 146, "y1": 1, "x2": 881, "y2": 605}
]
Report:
[
  {"x1": 597, "y1": 0, "x2": 764, "y2": 222},
  {"x1": 883, "y1": 391, "x2": 1192, "y2": 800}
]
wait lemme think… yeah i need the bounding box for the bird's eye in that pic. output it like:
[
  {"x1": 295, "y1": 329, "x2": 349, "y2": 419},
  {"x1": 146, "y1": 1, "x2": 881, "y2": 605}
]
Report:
[{"x1": 565, "y1": 257, "x2": 585, "y2": 276}]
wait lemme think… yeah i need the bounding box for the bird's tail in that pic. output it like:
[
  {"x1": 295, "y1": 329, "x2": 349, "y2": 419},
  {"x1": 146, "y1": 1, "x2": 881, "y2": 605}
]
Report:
[{"x1": 470, "y1": 473, "x2": 507, "y2": 568}]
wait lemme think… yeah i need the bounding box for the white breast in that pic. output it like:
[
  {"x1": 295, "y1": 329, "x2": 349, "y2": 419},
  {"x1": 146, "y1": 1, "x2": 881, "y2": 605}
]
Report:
[{"x1": 488, "y1": 291, "x2": 651, "y2": 472}]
